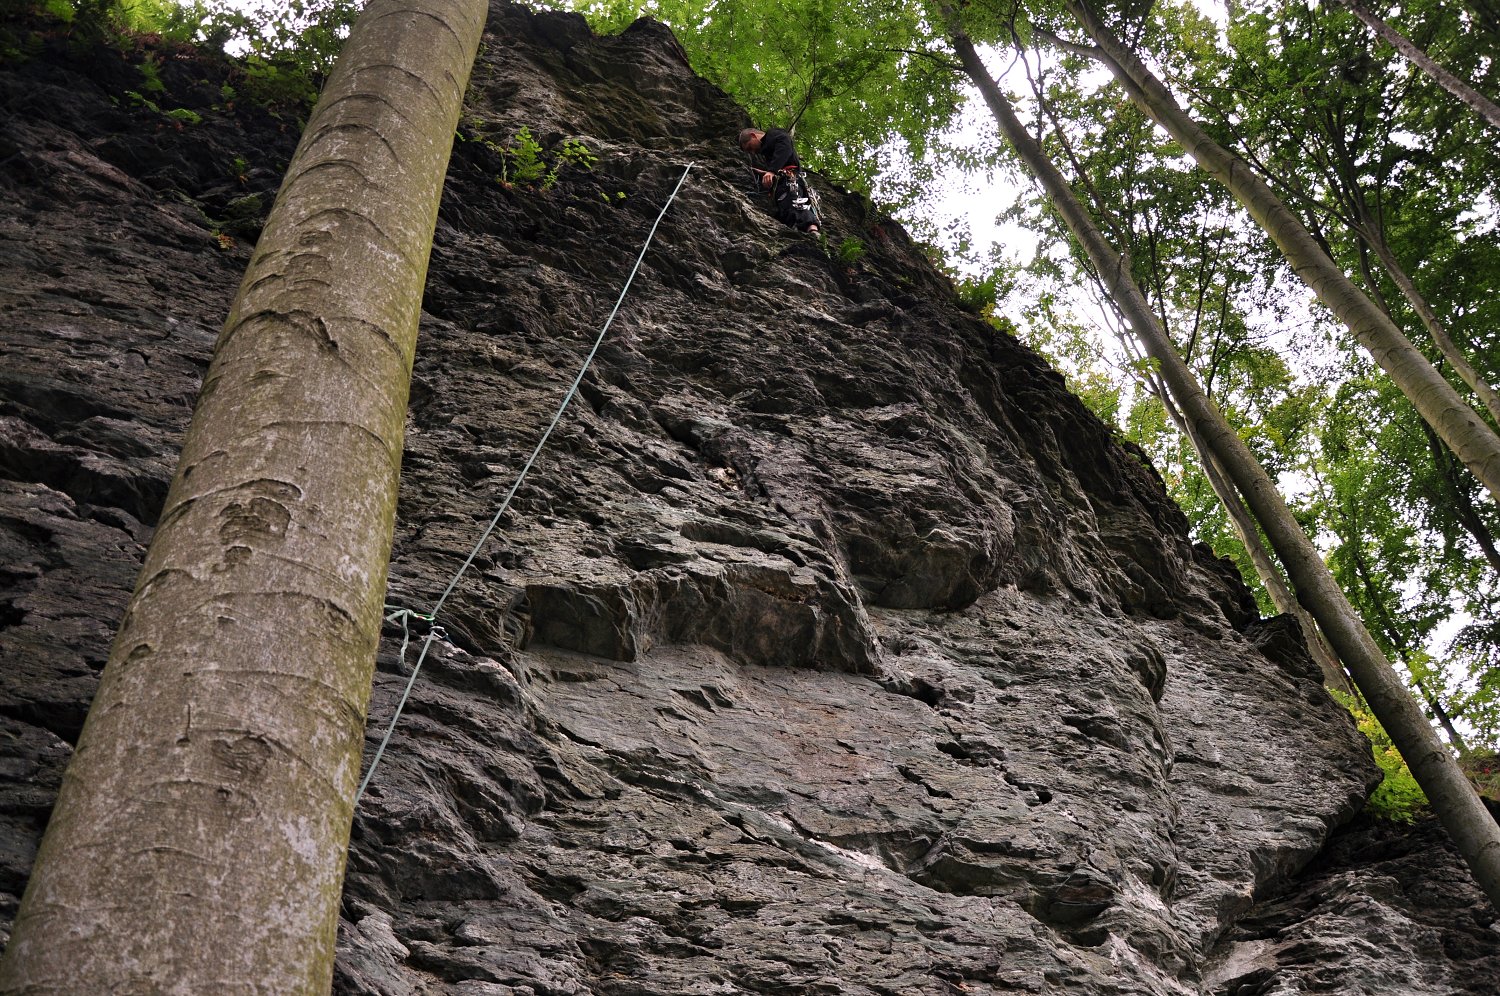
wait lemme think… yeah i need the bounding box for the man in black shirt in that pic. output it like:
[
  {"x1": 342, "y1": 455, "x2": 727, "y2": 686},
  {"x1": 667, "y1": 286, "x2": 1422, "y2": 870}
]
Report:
[{"x1": 738, "y1": 127, "x2": 821, "y2": 234}]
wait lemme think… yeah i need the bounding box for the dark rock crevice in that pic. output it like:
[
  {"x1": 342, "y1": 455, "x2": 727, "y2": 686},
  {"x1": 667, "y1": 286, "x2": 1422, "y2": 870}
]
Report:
[{"x1": 0, "y1": 3, "x2": 1493, "y2": 993}]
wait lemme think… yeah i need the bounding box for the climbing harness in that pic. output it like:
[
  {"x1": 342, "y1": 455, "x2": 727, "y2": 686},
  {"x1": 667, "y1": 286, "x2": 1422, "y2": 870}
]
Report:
[
  {"x1": 748, "y1": 164, "x2": 821, "y2": 232},
  {"x1": 354, "y1": 163, "x2": 695, "y2": 805},
  {"x1": 779, "y1": 169, "x2": 819, "y2": 228}
]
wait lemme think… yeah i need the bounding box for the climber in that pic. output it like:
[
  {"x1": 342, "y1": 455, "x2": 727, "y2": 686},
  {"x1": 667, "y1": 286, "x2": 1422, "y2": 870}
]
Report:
[{"x1": 738, "y1": 126, "x2": 821, "y2": 235}]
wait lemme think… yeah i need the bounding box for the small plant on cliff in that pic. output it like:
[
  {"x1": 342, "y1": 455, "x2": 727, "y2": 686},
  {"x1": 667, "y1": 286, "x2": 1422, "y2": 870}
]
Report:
[
  {"x1": 954, "y1": 269, "x2": 1000, "y2": 316},
  {"x1": 498, "y1": 126, "x2": 548, "y2": 187},
  {"x1": 1335, "y1": 690, "x2": 1428, "y2": 822},
  {"x1": 121, "y1": 89, "x2": 202, "y2": 127},
  {"x1": 555, "y1": 137, "x2": 596, "y2": 173},
  {"x1": 238, "y1": 51, "x2": 320, "y2": 107},
  {"x1": 494, "y1": 128, "x2": 595, "y2": 192},
  {"x1": 137, "y1": 52, "x2": 165, "y2": 93},
  {"x1": 835, "y1": 236, "x2": 866, "y2": 265},
  {"x1": 122, "y1": 89, "x2": 160, "y2": 113}
]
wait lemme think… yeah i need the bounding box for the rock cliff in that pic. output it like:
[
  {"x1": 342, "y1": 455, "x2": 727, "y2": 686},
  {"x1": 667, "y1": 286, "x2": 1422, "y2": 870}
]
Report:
[{"x1": 1, "y1": 3, "x2": 1496, "y2": 993}]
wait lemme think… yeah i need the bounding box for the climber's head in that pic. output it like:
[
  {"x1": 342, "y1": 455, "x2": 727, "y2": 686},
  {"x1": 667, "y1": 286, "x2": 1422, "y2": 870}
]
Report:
[{"x1": 738, "y1": 128, "x2": 763, "y2": 154}]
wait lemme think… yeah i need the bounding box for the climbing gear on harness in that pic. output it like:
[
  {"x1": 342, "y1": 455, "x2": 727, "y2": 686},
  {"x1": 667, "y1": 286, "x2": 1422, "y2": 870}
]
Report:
[
  {"x1": 778, "y1": 168, "x2": 820, "y2": 229},
  {"x1": 749, "y1": 165, "x2": 821, "y2": 232}
]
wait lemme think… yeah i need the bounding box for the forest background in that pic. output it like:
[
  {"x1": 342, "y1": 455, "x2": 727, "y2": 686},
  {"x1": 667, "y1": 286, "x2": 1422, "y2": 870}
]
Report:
[{"x1": 7, "y1": 0, "x2": 1500, "y2": 821}]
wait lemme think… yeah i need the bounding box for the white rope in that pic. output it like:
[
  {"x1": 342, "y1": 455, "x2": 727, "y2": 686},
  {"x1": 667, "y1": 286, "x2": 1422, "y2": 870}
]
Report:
[{"x1": 355, "y1": 163, "x2": 695, "y2": 805}]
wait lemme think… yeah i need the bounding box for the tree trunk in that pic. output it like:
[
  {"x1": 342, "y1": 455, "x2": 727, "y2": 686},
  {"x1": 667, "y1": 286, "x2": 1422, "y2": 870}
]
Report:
[
  {"x1": 1430, "y1": 695, "x2": 1471, "y2": 755},
  {"x1": 1467, "y1": 0, "x2": 1500, "y2": 37},
  {"x1": 1420, "y1": 421, "x2": 1500, "y2": 577},
  {"x1": 941, "y1": 10, "x2": 1500, "y2": 912},
  {"x1": 1154, "y1": 375, "x2": 1352, "y2": 692},
  {"x1": 1109, "y1": 320, "x2": 1352, "y2": 691},
  {"x1": 0, "y1": 1, "x2": 488, "y2": 990},
  {"x1": 1341, "y1": 533, "x2": 1471, "y2": 754},
  {"x1": 1353, "y1": 215, "x2": 1500, "y2": 428},
  {"x1": 1338, "y1": 0, "x2": 1500, "y2": 131},
  {"x1": 1062, "y1": 0, "x2": 1500, "y2": 505}
]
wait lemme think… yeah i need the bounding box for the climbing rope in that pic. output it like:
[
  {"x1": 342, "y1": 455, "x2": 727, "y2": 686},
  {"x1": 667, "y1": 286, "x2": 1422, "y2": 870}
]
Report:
[{"x1": 354, "y1": 162, "x2": 695, "y2": 805}]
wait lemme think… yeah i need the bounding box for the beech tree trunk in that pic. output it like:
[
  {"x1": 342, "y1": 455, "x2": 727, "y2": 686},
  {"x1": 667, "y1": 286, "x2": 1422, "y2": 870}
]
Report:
[
  {"x1": 1353, "y1": 216, "x2": 1500, "y2": 428},
  {"x1": 1344, "y1": 541, "x2": 1472, "y2": 754},
  {"x1": 1419, "y1": 422, "x2": 1500, "y2": 577},
  {"x1": 1319, "y1": 122, "x2": 1500, "y2": 429},
  {"x1": 1151, "y1": 372, "x2": 1352, "y2": 692},
  {"x1": 0, "y1": 1, "x2": 488, "y2": 991},
  {"x1": 941, "y1": 11, "x2": 1500, "y2": 912},
  {"x1": 1109, "y1": 326, "x2": 1349, "y2": 689},
  {"x1": 1062, "y1": 0, "x2": 1500, "y2": 505},
  {"x1": 1338, "y1": 0, "x2": 1500, "y2": 131}
]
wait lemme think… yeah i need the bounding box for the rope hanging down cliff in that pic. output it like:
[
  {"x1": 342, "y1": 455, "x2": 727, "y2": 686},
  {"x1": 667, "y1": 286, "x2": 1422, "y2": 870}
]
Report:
[{"x1": 355, "y1": 163, "x2": 696, "y2": 805}]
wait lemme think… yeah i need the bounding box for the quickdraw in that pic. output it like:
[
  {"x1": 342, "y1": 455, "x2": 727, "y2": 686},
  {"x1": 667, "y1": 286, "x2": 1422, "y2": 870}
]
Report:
[{"x1": 746, "y1": 165, "x2": 821, "y2": 230}]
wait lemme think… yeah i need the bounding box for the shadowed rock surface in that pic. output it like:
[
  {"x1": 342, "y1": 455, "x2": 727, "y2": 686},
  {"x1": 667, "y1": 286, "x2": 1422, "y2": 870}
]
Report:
[{"x1": 0, "y1": 3, "x2": 1495, "y2": 993}]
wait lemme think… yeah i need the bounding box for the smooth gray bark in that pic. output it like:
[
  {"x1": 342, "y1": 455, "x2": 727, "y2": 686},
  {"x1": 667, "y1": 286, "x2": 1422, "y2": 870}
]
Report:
[
  {"x1": 942, "y1": 11, "x2": 1500, "y2": 913},
  {"x1": 1062, "y1": 0, "x2": 1500, "y2": 505},
  {"x1": 1339, "y1": 0, "x2": 1500, "y2": 131},
  {"x1": 0, "y1": 1, "x2": 489, "y2": 991},
  {"x1": 1353, "y1": 217, "x2": 1500, "y2": 429},
  {"x1": 1152, "y1": 372, "x2": 1352, "y2": 692}
]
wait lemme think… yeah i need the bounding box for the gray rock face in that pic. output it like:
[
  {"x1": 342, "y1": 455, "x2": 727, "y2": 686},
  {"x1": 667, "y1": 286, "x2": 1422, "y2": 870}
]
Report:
[
  {"x1": 1204, "y1": 812, "x2": 1500, "y2": 995},
  {"x1": 0, "y1": 3, "x2": 1494, "y2": 993}
]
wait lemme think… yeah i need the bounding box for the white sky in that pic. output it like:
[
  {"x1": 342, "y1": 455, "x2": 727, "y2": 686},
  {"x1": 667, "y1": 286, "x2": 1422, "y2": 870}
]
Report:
[{"x1": 924, "y1": 0, "x2": 1228, "y2": 276}]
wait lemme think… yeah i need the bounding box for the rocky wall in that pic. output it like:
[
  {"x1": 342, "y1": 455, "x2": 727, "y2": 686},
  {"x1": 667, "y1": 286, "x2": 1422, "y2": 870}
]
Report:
[{"x1": 0, "y1": 3, "x2": 1495, "y2": 993}]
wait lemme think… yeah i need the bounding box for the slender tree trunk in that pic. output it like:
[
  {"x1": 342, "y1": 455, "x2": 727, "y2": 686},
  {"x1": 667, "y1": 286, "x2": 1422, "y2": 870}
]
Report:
[
  {"x1": 1467, "y1": 0, "x2": 1500, "y2": 37},
  {"x1": 1431, "y1": 696, "x2": 1471, "y2": 755},
  {"x1": 1344, "y1": 538, "x2": 1471, "y2": 753},
  {"x1": 941, "y1": 11, "x2": 1500, "y2": 911},
  {"x1": 1062, "y1": 0, "x2": 1500, "y2": 505},
  {"x1": 1110, "y1": 321, "x2": 1352, "y2": 690},
  {"x1": 1036, "y1": 8, "x2": 1347, "y2": 695},
  {"x1": 1353, "y1": 216, "x2": 1500, "y2": 427},
  {"x1": 1333, "y1": 186, "x2": 1500, "y2": 575},
  {"x1": 1154, "y1": 377, "x2": 1352, "y2": 692},
  {"x1": 0, "y1": 1, "x2": 488, "y2": 990},
  {"x1": 1338, "y1": 0, "x2": 1500, "y2": 131},
  {"x1": 1419, "y1": 421, "x2": 1500, "y2": 576}
]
